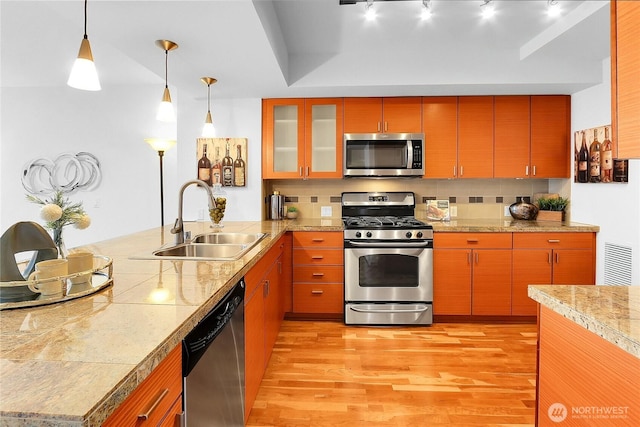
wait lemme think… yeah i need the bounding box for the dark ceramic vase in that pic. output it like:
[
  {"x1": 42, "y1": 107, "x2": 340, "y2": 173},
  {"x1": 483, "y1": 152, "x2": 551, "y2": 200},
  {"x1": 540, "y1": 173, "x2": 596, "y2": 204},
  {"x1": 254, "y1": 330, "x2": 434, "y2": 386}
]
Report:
[{"x1": 509, "y1": 201, "x2": 538, "y2": 220}]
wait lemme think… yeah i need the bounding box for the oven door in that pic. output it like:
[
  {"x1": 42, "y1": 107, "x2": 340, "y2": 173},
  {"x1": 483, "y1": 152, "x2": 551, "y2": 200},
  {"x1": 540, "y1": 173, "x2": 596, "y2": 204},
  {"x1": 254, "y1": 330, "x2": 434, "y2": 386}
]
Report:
[{"x1": 344, "y1": 241, "x2": 433, "y2": 303}]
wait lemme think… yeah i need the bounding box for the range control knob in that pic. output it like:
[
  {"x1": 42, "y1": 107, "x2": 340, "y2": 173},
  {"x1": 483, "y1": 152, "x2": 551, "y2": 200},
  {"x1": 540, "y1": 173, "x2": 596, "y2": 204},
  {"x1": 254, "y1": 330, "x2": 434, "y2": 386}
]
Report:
[
  {"x1": 366, "y1": 231, "x2": 373, "y2": 238},
  {"x1": 417, "y1": 232, "x2": 423, "y2": 238},
  {"x1": 355, "y1": 231, "x2": 362, "y2": 238},
  {"x1": 405, "y1": 232, "x2": 412, "y2": 238}
]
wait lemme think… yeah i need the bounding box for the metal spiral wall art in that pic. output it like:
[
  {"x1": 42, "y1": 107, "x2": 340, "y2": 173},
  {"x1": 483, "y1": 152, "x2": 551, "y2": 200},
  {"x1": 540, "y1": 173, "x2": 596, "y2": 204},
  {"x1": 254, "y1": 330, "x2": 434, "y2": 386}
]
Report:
[{"x1": 21, "y1": 152, "x2": 102, "y2": 195}]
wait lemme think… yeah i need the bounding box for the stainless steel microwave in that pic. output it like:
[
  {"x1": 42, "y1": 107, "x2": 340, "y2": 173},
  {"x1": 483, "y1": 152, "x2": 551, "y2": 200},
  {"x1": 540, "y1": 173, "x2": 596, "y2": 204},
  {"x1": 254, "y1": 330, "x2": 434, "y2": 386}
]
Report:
[{"x1": 343, "y1": 133, "x2": 425, "y2": 177}]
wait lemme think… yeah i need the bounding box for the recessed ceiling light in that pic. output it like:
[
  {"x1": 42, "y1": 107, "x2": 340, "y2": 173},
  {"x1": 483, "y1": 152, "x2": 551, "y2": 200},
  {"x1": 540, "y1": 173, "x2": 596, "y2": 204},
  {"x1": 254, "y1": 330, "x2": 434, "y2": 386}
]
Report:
[
  {"x1": 364, "y1": 0, "x2": 376, "y2": 21},
  {"x1": 547, "y1": 0, "x2": 561, "y2": 17},
  {"x1": 480, "y1": 0, "x2": 496, "y2": 19},
  {"x1": 421, "y1": 0, "x2": 433, "y2": 20}
]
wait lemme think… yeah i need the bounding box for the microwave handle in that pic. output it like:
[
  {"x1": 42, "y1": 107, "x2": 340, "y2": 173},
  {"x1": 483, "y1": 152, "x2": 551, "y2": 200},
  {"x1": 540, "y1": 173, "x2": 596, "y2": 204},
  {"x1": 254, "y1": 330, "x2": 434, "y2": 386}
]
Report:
[{"x1": 407, "y1": 141, "x2": 413, "y2": 168}]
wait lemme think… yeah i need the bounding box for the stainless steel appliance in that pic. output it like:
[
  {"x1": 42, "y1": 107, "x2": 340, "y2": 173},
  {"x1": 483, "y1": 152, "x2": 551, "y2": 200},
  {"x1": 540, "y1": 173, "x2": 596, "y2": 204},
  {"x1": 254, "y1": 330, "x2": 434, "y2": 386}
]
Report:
[
  {"x1": 182, "y1": 279, "x2": 245, "y2": 426},
  {"x1": 268, "y1": 191, "x2": 285, "y2": 220},
  {"x1": 343, "y1": 133, "x2": 424, "y2": 177},
  {"x1": 342, "y1": 192, "x2": 433, "y2": 325}
]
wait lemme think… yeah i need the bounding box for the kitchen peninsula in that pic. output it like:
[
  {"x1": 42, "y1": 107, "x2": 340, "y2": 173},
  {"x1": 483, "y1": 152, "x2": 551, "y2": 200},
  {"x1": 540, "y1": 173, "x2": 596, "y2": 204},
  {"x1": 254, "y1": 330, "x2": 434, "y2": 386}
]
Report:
[{"x1": 1, "y1": 218, "x2": 600, "y2": 426}]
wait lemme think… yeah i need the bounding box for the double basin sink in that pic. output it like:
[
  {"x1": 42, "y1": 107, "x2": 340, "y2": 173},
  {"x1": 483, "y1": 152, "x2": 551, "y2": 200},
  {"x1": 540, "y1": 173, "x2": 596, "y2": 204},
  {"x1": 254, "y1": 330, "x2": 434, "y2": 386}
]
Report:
[{"x1": 150, "y1": 232, "x2": 267, "y2": 261}]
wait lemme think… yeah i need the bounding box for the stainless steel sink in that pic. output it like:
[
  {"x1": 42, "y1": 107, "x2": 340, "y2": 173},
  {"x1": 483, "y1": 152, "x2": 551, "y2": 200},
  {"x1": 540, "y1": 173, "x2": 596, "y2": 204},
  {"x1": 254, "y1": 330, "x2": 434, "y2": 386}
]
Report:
[
  {"x1": 140, "y1": 233, "x2": 268, "y2": 261},
  {"x1": 191, "y1": 232, "x2": 266, "y2": 245},
  {"x1": 153, "y1": 243, "x2": 249, "y2": 260}
]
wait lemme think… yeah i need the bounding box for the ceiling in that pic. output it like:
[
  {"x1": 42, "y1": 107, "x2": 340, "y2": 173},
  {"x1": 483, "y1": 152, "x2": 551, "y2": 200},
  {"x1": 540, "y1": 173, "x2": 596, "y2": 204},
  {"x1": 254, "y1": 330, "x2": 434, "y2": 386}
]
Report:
[{"x1": 1, "y1": 0, "x2": 611, "y2": 101}]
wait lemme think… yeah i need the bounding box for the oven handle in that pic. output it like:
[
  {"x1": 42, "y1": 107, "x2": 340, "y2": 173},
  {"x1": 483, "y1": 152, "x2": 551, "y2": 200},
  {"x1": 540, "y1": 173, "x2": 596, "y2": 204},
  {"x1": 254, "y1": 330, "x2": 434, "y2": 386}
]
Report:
[
  {"x1": 349, "y1": 305, "x2": 431, "y2": 314},
  {"x1": 345, "y1": 241, "x2": 432, "y2": 248}
]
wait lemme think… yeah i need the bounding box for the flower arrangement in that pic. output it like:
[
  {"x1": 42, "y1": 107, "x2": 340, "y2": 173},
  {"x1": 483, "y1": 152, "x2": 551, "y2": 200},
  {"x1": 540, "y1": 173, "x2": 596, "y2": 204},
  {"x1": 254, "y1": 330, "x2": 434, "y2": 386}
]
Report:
[{"x1": 27, "y1": 190, "x2": 91, "y2": 257}]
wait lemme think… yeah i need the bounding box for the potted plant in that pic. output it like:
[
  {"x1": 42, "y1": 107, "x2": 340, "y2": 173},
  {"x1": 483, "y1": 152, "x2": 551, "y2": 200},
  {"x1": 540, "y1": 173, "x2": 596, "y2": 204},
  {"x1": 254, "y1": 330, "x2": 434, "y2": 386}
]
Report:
[
  {"x1": 286, "y1": 206, "x2": 299, "y2": 219},
  {"x1": 535, "y1": 196, "x2": 569, "y2": 222}
]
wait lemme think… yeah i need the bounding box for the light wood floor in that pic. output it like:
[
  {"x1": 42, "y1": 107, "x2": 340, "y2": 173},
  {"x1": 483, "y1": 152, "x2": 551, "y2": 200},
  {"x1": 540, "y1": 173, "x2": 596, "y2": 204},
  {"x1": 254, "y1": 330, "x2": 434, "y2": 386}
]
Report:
[{"x1": 246, "y1": 320, "x2": 538, "y2": 427}]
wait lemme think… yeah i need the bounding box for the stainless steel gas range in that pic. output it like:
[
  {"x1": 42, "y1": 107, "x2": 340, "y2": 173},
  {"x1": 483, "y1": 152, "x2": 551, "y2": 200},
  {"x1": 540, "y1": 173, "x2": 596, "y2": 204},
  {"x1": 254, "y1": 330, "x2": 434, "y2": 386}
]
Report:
[{"x1": 342, "y1": 192, "x2": 434, "y2": 326}]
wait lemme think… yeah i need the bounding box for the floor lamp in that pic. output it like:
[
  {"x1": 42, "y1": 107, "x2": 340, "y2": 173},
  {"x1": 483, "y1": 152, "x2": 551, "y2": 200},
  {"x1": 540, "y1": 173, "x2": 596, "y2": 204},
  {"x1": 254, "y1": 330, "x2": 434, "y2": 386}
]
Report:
[{"x1": 145, "y1": 138, "x2": 176, "y2": 226}]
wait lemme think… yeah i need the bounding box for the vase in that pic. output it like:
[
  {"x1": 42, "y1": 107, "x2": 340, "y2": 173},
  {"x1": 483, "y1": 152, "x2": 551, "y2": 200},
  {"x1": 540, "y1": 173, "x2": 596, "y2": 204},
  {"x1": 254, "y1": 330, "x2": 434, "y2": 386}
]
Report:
[
  {"x1": 52, "y1": 227, "x2": 68, "y2": 258},
  {"x1": 209, "y1": 183, "x2": 227, "y2": 228}
]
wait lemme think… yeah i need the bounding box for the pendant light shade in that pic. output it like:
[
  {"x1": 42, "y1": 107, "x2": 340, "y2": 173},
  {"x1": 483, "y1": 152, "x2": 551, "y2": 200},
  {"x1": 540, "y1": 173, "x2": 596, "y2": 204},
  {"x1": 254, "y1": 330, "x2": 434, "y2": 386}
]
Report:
[
  {"x1": 201, "y1": 77, "x2": 217, "y2": 137},
  {"x1": 67, "y1": 0, "x2": 100, "y2": 91},
  {"x1": 155, "y1": 40, "x2": 178, "y2": 123}
]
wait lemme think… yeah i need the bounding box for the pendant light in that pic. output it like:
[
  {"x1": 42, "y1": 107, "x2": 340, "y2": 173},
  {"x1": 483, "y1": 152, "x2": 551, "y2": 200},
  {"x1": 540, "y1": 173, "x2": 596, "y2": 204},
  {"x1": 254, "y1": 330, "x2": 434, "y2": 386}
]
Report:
[
  {"x1": 201, "y1": 77, "x2": 218, "y2": 137},
  {"x1": 67, "y1": 0, "x2": 101, "y2": 91},
  {"x1": 155, "y1": 40, "x2": 179, "y2": 123}
]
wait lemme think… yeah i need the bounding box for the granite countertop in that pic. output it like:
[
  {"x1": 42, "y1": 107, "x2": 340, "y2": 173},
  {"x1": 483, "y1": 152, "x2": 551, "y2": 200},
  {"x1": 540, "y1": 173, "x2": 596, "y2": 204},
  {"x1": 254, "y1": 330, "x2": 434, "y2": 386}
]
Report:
[
  {"x1": 529, "y1": 285, "x2": 640, "y2": 358},
  {"x1": 422, "y1": 218, "x2": 600, "y2": 233},
  {"x1": 0, "y1": 217, "x2": 599, "y2": 426}
]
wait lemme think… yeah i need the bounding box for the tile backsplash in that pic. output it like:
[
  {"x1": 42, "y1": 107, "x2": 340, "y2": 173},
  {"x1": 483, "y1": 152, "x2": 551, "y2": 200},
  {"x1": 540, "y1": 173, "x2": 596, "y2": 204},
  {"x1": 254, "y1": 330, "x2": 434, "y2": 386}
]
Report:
[{"x1": 266, "y1": 178, "x2": 551, "y2": 220}]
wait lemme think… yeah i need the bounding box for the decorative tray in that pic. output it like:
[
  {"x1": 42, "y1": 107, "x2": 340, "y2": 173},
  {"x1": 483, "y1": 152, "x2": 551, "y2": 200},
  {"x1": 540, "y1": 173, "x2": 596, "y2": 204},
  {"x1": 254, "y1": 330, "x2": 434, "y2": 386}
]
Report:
[{"x1": 0, "y1": 255, "x2": 113, "y2": 310}]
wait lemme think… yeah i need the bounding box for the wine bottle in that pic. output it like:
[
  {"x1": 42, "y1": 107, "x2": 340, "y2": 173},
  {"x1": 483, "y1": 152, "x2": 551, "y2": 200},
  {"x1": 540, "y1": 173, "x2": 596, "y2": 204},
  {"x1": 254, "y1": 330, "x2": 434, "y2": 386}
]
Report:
[
  {"x1": 600, "y1": 127, "x2": 613, "y2": 183},
  {"x1": 589, "y1": 128, "x2": 601, "y2": 183},
  {"x1": 197, "y1": 143, "x2": 212, "y2": 185},
  {"x1": 222, "y1": 139, "x2": 234, "y2": 186},
  {"x1": 211, "y1": 146, "x2": 222, "y2": 184},
  {"x1": 577, "y1": 131, "x2": 589, "y2": 183},
  {"x1": 233, "y1": 145, "x2": 246, "y2": 187}
]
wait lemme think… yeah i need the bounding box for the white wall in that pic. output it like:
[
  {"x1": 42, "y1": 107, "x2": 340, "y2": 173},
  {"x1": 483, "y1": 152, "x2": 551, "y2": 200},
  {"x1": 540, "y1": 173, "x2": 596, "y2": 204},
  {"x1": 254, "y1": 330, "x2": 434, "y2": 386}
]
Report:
[
  {"x1": 0, "y1": 84, "x2": 263, "y2": 251},
  {"x1": 565, "y1": 58, "x2": 640, "y2": 286}
]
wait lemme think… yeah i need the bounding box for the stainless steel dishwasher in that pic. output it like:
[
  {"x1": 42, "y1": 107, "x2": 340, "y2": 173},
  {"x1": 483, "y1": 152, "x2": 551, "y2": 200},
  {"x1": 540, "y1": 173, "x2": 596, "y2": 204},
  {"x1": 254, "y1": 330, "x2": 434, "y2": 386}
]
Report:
[{"x1": 182, "y1": 278, "x2": 245, "y2": 426}]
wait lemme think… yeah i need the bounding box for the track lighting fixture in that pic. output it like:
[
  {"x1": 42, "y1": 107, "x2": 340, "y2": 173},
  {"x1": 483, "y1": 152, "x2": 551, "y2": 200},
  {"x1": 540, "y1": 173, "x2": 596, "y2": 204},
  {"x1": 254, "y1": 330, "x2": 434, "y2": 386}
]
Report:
[
  {"x1": 421, "y1": 0, "x2": 432, "y2": 20},
  {"x1": 480, "y1": 0, "x2": 496, "y2": 19},
  {"x1": 155, "y1": 39, "x2": 179, "y2": 123},
  {"x1": 201, "y1": 77, "x2": 217, "y2": 138},
  {"x1": 67, "y1": 0, "x2": 100, "y2": 91},
  {"x1": 547, "y1": 0, "x2": 561, "y2": 17},
  {"x1": 364, "y1": 0, "x2": 376, "y2": 21}
]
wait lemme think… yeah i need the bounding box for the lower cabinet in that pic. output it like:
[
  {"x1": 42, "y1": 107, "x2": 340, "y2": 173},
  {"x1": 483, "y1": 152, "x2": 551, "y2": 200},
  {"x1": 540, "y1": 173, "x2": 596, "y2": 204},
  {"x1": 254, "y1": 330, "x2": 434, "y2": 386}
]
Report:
[
  {"x1": 103, "y1": 344, "x2": 182, "y2": 427},
  {"x1": 244, "y1": 235, "x2": 287, "y2": 422},
  {"x1": 292, "y1": 231, "x2": 344, "y2": 315},
  {"x1": 512, "y1": 232, "x2": 595, "y2": 316},
  {"x1": 434, "y1": 233, "x2": 512, "y2": 316}
]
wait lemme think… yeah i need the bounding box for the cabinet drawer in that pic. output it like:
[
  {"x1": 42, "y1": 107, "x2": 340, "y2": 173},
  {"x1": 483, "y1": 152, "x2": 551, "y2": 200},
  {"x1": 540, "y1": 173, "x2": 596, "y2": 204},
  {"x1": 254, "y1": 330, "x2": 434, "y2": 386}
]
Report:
[
  {"x1": 293, "y1": 283, "x2": 344, "y2": 314},
  {"x1": 103, "y1": 345, "x2": 182, "y2": 427},
  {"x1": 245, "y1": 236, "x2": 284, "y2": 296},
  {"x1": 293, "y1": 231, "x2": 343, "y2": 248},
  {"x1": 513, "y1": 232, "x2": 594, "y2": 249},
  {"x1": 293, "y1": 248, "x2": 343, "y2": 265},
  {"x1": 435, "y1": 233, "x2": 512, "y2": 249},
  {"x1": 158, "y1": 394, "x2": 182, "y2": 427},
  {"x1": 293, "y1": 266, "x2": 344, "y2": 283}
]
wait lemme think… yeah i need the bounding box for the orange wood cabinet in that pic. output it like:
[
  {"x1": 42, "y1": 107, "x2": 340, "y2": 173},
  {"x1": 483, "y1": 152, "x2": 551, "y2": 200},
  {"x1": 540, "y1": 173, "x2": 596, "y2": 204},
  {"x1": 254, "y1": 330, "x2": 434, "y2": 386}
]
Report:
[
  {"x1": 292, "y1": 231, "x2": 344, "y2": 315},
  {"x1": 244, "y1": 235, "x2": 287, "y2": 422},
  {"x1": 262, "y1": 98, "x2": 343, "y2": 179},
  {"x1": 494, "y1": 96, "x2": 531, "y2": 178},
  {"x1": 457, "y1": 96, "x2": 494, "y2": 178},
  {"x1": 422, "y1": 96, "x2": 458, "y2": 178},
  {"x1": 103, "y1": 345, "x2": 182, "y2": 427},
  {"x1": 343, "y1": 97, "x2": 422, "y2": 133},
  {"x1": 530, "y1": 95, "x2": 571, "y2": 178},
  {"x1": 434, "y1": 233, "x2": 512, "y2": 315},
  {"x1": 512, "y1": 233, "x2": 595, "y2": 316},
  {"x1": 611, "y1": 1, "x2": 640, "y2": 158},
  {"x1": 537, "y1": 306, "x2": 640, "y2": 426}
]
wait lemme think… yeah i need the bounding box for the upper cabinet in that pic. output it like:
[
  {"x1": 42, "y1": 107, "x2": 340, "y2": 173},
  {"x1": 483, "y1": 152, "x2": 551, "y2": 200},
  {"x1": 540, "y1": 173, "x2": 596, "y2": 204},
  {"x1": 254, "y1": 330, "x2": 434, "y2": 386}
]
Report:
[
  {"x1": 344, "y1": 97, "x2": 422, "y2": 133},
  {"x1": 494, "y1": 95, "x2": 570, "y2": 179},
  {"x1": 262, "y1": 98, "x2": 343, "y2": 179},
  {"x1": 423, "y1": 97, "x2": 458, "y2": 179},
  {"x1": 530, "y1": 95, "x2": 571, "y2": 178},
  {"x1": 458, "y1": 96, "x2": 494, "y2": 178},
  {"x1": 611, "y1": 1, "x2": 640, "y2": 158}
]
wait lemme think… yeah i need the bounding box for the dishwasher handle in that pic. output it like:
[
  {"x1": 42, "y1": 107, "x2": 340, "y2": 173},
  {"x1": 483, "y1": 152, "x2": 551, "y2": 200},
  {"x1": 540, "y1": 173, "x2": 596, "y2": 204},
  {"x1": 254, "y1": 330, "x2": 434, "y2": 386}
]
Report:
[{"x1": 182, "y1": 278, "x2": 245, "y2": 377}]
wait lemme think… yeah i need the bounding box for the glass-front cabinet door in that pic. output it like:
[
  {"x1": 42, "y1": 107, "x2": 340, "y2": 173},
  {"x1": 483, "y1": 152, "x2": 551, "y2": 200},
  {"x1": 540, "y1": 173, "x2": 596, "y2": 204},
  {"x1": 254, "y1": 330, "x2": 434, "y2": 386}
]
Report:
[
  {"x1": 262, "y1": 99, "x2": 305, "y2": 179},
  {"x1": 304, "y1": 98, "x2": 343, "y2": 179},
  {"x1": 262, "y1": 98, "x2": 343, "y2": 179}
]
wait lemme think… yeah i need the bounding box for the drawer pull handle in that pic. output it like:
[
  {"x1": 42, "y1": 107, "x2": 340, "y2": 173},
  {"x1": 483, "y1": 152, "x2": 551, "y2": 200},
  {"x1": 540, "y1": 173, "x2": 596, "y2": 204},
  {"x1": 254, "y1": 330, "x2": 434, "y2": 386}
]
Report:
[
  {"x1": 548, "y1": 239, "x2": 560, "y2": 243},
  {"x1": 311, "y1": 256, "x2": 324, "y2": 260},
  {"x1": 467, "y1": 239, "x2": 479, "y2": 243},
  {"x1": 138, "y1": 388, "x2": 169, "y2": 420},
  {"x1": 311, "y1": 290, "x2": 324, "y2": 295},
  {"x1": 312, "y1": 273, "x2": 325, "y2": 277},
  {"x1": 312, "y1": 238, "x2": 325, "y2": 242}
]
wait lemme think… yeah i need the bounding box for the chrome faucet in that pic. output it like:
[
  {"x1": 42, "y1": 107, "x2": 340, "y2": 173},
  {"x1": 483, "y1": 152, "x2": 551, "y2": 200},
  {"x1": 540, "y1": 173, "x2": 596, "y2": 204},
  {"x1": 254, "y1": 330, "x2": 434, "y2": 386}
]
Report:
[{"x1": 171, "y1": 179, "x2": 217, "y2": 245}]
